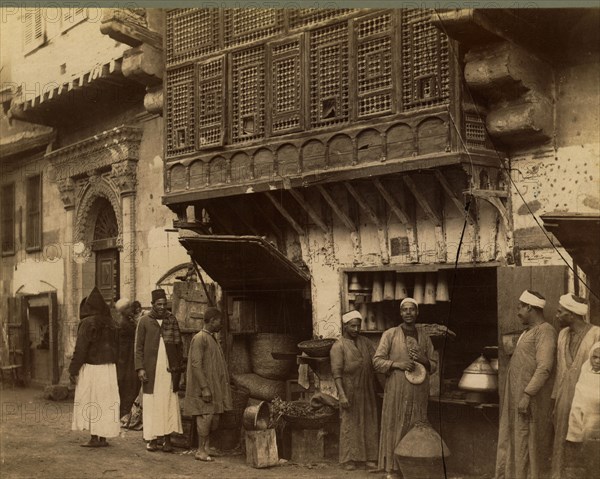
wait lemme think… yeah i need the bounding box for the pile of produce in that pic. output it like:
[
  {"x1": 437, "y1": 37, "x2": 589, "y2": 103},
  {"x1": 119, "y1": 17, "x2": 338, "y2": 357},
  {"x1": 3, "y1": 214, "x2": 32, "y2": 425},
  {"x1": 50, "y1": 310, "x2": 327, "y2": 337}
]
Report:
[{"x1": 270, "y1": 397, "x2": 336, "y2": 429}]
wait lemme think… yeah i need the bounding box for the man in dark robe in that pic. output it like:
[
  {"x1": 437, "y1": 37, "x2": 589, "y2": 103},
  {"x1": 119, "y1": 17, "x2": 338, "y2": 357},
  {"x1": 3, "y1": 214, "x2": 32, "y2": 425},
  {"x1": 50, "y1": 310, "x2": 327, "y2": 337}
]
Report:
[{"x1": 115, "y1": 297, "x2": 141, "y2": 419}]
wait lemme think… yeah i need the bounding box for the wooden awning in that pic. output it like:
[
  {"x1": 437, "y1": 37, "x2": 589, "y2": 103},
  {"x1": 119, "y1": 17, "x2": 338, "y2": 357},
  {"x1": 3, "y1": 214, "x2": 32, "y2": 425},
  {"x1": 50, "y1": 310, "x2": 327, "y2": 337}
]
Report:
[{"x1": 179, "y1": 235, "x2": 310, "y2": 293}]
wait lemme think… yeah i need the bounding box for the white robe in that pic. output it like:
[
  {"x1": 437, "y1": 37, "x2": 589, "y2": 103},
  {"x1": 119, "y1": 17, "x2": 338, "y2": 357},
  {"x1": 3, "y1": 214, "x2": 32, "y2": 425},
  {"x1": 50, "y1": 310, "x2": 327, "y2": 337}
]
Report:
[
  {"x1": 72, "y1": 363, "x2": 120, "y2": 438},
  {"x1": 567, "y1": 342, "x2": 600, "y2": 442},
  {"x1": 142, "y1": 327, "x2": 182, "y2": 441}
]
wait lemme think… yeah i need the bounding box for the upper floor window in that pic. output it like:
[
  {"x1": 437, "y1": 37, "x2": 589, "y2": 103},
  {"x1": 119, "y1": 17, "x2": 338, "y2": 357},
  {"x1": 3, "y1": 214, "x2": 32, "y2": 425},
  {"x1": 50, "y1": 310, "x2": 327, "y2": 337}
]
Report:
[
  {"x1": 61, "y1": 7, "x2": 87, "y2": 33},
  {"x1": 23, "y1": 8, "x2": 46, "y2": 54},
  {"x1": 1, "y1": 183, "x2": 16, "y2": 255},
  {"x1": 26, "y1": 174, "x2": 42, "y2": 251}
]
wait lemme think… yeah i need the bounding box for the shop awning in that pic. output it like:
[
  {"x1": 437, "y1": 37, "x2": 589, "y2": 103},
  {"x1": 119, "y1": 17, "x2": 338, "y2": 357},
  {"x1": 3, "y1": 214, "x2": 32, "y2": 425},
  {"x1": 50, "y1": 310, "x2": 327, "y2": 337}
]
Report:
[{"x1": 179, "y1": 235, "x2": 310, "y2": 292}]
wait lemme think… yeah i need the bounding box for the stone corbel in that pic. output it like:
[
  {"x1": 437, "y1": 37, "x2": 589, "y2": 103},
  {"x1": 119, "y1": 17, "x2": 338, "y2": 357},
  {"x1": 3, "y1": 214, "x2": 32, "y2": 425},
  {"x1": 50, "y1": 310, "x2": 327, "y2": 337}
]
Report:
[
  {"x1": 144, "y1": 85, "x2": 163, "y2": 116},
  {"x1": 110, "y1": 160, "x2": 138, "y2": 196},
  {"x1": 122, "y1": 44, "x2": 163, "y2": 86},
  {"x1": 56, "y1": 177, "x2": 76, "y2": 210},
  {"x1": 100, "y1": 8, "x2": 162, "y2": 50}
]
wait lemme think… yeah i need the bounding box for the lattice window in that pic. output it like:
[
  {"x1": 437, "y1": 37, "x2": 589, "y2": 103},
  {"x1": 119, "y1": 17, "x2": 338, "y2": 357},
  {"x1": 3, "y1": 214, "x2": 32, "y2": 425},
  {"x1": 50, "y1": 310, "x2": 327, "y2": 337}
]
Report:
[
  {"x1": 355, "y1": 12, "x2": 394, "y2": 119},
  {"x1": 22, "y1": 8, "x2": 45, "y2": 53},
  {"x1": 269, "y1": 37, "x2": 303, "y2": 135},
  {"x1": 166, "y1": 66, "x2": 195, "y2": 157},
  {"x1": 197, "y1": 56, "x2": 226, "y2": 148},
  {"x1": 289, "y1": 9, "x2": 356, "y2": 29},
  {"x1": 224, "y1": 9, "x2": 284, "y2": 48},
  {"x1": 166, "y1": 9, "x2": 221, "y2": 66},
  {"x1": 231, "y1": 47, "x2": 266, "y2": 144},
  {"x1": 310, "y1": 22, "x2": 350, "y2": 128},
  {"x1": 26, "y1": 174, "x2": 42, "y2": 251},
  {"x1": 465, "y1": 112, "x2": 490, "y2": 149},
  {"x1": 401, "y1": 9, "x2": 450, "y2": 111},
  {"x1": 1, "y1": 183, "x2": 15, "y2": 255}
]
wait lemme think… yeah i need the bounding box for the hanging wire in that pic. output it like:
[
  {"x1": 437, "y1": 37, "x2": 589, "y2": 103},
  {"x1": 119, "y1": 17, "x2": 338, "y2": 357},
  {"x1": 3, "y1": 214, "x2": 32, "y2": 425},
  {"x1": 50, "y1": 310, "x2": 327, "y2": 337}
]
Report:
[{"x1": 432, "y1": 9, "x2": 598, "y2": 301}]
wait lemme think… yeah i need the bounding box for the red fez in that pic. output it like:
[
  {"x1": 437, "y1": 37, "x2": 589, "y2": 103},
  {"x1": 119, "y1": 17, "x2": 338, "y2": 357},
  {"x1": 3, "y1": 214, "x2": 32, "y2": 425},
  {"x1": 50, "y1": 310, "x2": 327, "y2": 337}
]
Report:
[{"x1": 151, "y1": 289, "x2": 167, "y2": 302}]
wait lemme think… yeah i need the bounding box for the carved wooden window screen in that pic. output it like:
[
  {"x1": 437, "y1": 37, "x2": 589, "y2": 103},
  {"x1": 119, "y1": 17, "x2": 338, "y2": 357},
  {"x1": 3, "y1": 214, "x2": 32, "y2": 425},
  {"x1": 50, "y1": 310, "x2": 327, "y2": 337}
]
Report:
[
  {"x1": 224, "y1": 9, "x2": 284, "y2": 48},
  {"x1": 355, "y1": 12, "x2": 395, "y2": 119},
  {"x1": 231, "y1": 46, "x2": 266, "y2": 144},
  {"x1": 401, "y1": 9, "x2": 450, "y2": 111},
  {"x1": 25, "y1": 174, "x2": 42, "y2": 251},
  {"x1": 310, "y1": 22, "x2": 349, "y2": 128},
  {"x1": 268, "y1": 37, "x2": 304, "y2": 135},
  {"x1": 464, "y1": 112, "x2": 489, "y2": 149},
  {"x1": 197, "y1": 56, "x2": 226, "y2": 148},
  {"x1": 166, "y1": 66, "x2": 196, "y2": 157},
  {"x1": 167, "y1": 9, "x2": 221, "y2": 66},
  {"x1": 289, "y1": 9, "x2": 356, "y2": 29}
]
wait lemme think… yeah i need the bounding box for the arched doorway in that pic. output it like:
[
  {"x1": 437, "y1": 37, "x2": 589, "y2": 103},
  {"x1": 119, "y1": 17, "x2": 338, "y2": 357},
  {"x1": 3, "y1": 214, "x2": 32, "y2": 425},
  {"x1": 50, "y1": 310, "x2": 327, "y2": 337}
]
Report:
[{"x1": 92, "y1": 197, "x2": 120, "y2": 306}]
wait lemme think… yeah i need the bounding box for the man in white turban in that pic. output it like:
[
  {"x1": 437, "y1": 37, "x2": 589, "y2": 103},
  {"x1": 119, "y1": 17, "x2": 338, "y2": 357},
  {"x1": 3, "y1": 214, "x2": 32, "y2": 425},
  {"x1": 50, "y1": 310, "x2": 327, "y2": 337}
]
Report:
[
  {"x1": 330, "y1": 310, "x2": 378, "y2": 471},
  {"x1": 496, "y1": 290, "x2": 556, "y2": 479},
  {"x1": 551, "y1": 293, "x2": 600, "y2": 479}
]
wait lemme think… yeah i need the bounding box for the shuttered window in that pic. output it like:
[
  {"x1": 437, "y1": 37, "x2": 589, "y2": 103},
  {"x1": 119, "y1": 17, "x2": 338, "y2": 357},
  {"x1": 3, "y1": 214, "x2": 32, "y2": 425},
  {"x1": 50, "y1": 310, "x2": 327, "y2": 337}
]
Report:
[
  {"x1": 1, "y1": 183, "x2": 15, "y2": 255},
  {"x1": 61, "y1": 7, "x2": 87, "y2": 32},
  {"x1": 23, "y1": 9, "x2": 45, "y2": 53},
  {"x1": 26, "y1": 175, "x2": 42, "y2": 251}
]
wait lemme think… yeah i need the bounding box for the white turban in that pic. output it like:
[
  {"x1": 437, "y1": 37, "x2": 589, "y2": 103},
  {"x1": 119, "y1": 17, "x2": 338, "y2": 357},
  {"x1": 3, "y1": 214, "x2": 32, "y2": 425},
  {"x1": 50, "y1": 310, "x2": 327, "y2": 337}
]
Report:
[
  {"x1": 115, "y1": 298, "x2": 131, "y2": 312},
  {"x1": 519, "y1": 290, "x2": 546, "y2": 309},
  {"x1": 559, "y1": 293, "x2": 589, "y2": 317},
  {"x1": 400, "y1": 298, "x2": 419, "y2": 309},
  {"x1": 342, "y1": 310, "x2": 362, "y2": 324}
]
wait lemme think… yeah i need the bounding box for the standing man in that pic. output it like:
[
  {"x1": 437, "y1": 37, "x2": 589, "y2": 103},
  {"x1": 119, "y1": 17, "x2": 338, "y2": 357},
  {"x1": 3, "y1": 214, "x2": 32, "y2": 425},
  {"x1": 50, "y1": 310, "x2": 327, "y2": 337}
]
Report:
[
  {"x1": 135, "y1": 289, "x2": 184, "y2": 452},
  {"x1": 373, "y1": 298, "x2": 436, "y2": 479},
  {"x1": 115, "y1": 298, "x2": 141, "y2": 420},
  {"x1": 330, "y1": 310, "x2": 379, "y2": 471},
  {"x1": 184, "y1": 307, "x2": 232, "y2": 462},
  {"x1": 70, "y1": 287, "x2": 120, "y2": 447},
  {"x1": 495, "y1": 290, "x2": 557, "y2": 479},
  {"x1": 551, "y1": 293, "x2": 600, "y2": 479}
]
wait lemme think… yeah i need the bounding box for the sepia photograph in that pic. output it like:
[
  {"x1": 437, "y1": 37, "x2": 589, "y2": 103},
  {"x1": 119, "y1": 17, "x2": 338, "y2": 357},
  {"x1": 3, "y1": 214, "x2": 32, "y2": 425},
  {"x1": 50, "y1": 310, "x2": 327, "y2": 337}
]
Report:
[{"x1": 0, "y1": 3, "x2": 598, "y2": 478}]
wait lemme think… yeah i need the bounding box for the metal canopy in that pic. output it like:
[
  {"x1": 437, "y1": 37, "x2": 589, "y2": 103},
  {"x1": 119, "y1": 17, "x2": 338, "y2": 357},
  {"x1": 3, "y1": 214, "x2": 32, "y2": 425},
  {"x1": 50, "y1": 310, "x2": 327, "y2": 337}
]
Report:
[{"x1": 179, "y1": 235, "x2": 310, "y2": 292}]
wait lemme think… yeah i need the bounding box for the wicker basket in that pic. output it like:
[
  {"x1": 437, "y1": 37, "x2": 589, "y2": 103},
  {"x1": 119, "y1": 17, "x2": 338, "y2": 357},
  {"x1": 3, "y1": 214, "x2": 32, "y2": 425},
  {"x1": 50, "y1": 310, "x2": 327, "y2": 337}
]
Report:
[
  {"x1": 250, "y1": 333, "x2": 298, "y2": 380},
  {"x1": 283, "y1": 411, "x2": 336, "y2": 429},
  {"x1": 297, "y1": 338, "x2": 336, "y2": 358},
  {"x1": 232, "y1": 373, "x2": 287, "y2": 401}
]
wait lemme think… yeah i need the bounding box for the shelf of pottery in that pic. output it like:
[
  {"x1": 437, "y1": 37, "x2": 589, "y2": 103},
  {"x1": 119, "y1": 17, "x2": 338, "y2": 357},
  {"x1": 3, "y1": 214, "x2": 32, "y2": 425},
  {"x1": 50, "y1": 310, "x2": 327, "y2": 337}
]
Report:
[{"x1": 344, "y1": 270, "x2": 450, "y2": 333}]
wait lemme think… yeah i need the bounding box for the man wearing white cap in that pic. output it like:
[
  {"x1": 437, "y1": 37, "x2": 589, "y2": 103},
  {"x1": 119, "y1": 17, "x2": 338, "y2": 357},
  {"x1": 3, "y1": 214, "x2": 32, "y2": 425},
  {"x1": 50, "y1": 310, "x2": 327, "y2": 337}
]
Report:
[
  {"x1": 551, "y1": 293, "x2": 600, "y2": 479},
  {"x1": 373, "y1": 297, "x2": 436, "y2": 479},
  {"x1": 496, "y1": 290, "x2": 556, "y2": 479},
  {"x1": 330, "y1": 310, "x2": 378, "y2": 471}
]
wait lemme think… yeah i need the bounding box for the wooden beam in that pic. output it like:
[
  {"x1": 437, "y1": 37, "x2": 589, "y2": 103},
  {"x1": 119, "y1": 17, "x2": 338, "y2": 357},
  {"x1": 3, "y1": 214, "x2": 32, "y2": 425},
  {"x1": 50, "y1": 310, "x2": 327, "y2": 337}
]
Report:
[
  {"x1": 434, "y1": 170, "x2": 475, "y2": 224},
  {"x1": 344, "y1": 182, "x2": 381, "y2": 228},
  {"x1": 372, "y1": 178, "x2": 410, "y2": 225},
  {"x1": 204, "y1": 205, "x2": 233, "y2": 235},
  {"x1": 288, "y1": 189, "x2": 328, "y2": 233},
  {"x1": 218, "y1": 201, "x2": 260, "y2": 236},
  {"x1": 251, "y1": 197, "x2": 284, "y2": 241},
  {"x1": 265, "y1": 192, "x2": 305, "y2": 236},
  {"x1": 316, "y1": 185, "x2": 356, "y2": 232},
  {"x1": 372, "y1": 178, "x2": 419, "y2": 263},
  {"x1": 402, "y1": 176, "x2": 442, "y2": 226}
]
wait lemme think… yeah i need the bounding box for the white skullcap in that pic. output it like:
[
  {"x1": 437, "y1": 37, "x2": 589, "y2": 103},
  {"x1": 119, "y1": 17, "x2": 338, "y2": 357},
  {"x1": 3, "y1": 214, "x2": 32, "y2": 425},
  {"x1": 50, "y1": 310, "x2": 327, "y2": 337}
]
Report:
[
  {"x1": 115, "y1": 298, "x2": 131, "y2": 312},
  {"x1": 400, "y1": 298, "x2": 418, "y2": 309},
  {"x1": 342, "y1": 310, "x2": 362, "y2": 324},
  {"x1": 519, "y1": 290, "x2": 546, "y2": 309},
  {"x1": 559, "y1": 293, "x2": 588, "y2": 317}
]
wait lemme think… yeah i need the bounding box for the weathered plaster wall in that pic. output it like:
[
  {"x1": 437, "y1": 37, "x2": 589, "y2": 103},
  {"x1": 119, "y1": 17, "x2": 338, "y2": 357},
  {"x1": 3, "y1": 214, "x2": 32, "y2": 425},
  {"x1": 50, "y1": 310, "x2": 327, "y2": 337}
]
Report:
[{"x1": 134, "y1": 117, "x2": 191, "y2": 307}]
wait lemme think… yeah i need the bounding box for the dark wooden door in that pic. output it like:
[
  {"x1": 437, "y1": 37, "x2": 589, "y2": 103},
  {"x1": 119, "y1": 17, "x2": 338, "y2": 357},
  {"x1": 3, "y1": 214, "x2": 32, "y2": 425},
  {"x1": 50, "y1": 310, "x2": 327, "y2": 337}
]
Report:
[
  {"x1": 7, "y1": 296, "x2": 30, "y2": 384},
  {"x1": 95, "y1": 249, "x2": 119, "y2": 307}
]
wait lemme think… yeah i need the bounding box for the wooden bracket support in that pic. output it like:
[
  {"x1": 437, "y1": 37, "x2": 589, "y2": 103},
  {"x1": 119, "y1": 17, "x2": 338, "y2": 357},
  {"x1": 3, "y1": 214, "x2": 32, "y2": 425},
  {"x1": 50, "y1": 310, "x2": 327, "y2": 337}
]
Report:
[
  {"x1": 288, "y1": 189, "x2": 328, "y2": 234},
  {"x1": 265, "y1": 192, "x2": 305, "y2": 236},
  {"x1": 218, "y1": 201, "x2": 260, "y2": 236},
  {"x1": 466, "y1": 188, "x2": 511, "y2": 231},
  {"x1": 251, "y1": 197, "x2": 284, "y2": 242},
  {"x1": 434, "y1": 170, "x2": 475, "y2": 225},
  {"x1": 402, "y1": 176, "x2": 443, "y2": 226}
]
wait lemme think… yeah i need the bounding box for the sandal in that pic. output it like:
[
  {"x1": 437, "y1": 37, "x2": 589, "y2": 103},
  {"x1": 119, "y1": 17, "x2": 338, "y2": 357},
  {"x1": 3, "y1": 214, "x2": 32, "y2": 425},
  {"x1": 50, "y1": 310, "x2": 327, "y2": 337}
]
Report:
[
  {"x1": 194, "y1": 453, "x2": 214, "y2": 462},
  {"x1": 146, "y1": 440, "x2": 159, "y2": 452}
]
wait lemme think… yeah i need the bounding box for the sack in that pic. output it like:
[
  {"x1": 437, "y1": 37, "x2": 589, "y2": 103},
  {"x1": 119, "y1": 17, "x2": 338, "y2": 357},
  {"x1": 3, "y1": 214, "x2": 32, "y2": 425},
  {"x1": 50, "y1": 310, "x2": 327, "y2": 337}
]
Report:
[{"x1": 232, "y1": 373, "x2": 286, "y2": 401}]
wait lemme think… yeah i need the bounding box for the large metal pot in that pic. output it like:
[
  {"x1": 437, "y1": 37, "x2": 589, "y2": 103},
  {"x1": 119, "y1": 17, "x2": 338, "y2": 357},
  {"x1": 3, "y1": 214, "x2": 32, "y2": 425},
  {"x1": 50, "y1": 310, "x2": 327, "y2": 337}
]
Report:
[{"x1": 458, "y1": 354, "x2": 498, "y2": 392}]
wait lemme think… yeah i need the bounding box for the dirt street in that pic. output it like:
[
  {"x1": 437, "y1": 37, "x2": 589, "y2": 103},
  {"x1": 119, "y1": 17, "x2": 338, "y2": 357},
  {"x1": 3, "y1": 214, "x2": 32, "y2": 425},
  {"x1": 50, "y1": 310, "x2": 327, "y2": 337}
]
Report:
[{"x1": 0, "y1": 386, "x2": 488, "y2": 479}]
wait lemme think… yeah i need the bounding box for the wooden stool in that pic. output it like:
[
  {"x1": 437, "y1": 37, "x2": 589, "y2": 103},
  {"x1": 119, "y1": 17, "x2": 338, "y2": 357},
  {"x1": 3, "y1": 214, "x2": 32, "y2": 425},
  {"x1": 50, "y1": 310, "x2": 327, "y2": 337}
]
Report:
[{"x1": 245, "y1": 429, "x2": 279, "y2": 468}]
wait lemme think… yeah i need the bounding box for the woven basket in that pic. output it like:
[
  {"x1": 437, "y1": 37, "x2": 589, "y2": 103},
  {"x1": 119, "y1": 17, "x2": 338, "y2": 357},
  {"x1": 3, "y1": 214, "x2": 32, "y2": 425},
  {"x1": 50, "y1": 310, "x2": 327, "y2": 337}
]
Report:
[
  {"x1": 297, "y1": 338, "x2": 336, "y2": 358},
  {"x1": 250, "y1": 333, "x2": 298, "y2": 380},
  {"x1": 221, "y1": 384, "x2": 250, "y2": 430},
  {"x1": 283, "y1": 411, "x2": 336, "y2": 430}
]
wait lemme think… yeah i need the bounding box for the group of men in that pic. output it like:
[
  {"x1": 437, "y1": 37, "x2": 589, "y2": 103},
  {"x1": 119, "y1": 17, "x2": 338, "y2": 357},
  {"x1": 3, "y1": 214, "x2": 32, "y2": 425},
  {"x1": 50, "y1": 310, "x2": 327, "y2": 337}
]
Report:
[
  {"x1": 496, "y1": 290, "x2": 599, "y2": 479},
  {"x1": 69, "y1": 287, "x2": 232, "y2": 462}
]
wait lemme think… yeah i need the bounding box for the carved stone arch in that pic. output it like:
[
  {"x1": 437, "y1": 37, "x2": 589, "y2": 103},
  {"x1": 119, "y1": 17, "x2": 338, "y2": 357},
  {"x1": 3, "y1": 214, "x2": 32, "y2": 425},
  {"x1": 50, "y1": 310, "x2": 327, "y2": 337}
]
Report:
[{"x1": 75, "y1": 177, "x2": 123, "y2": 248}]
